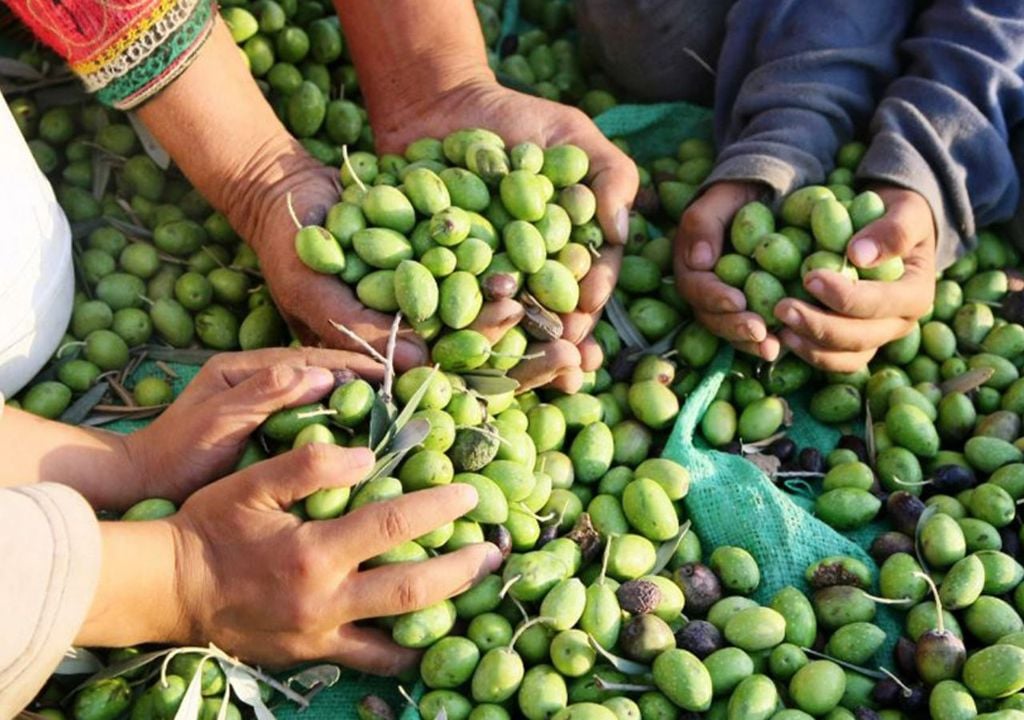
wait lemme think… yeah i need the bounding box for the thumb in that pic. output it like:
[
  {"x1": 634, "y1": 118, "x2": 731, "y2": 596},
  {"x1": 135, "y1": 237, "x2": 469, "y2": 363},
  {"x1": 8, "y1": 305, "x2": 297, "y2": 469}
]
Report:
[
  {"x1": 587, "y1": 136, "x2": 640, "y2": 246},
  {"x1": 237, "y1": 444, "x2": 375, "y2": 510},
  {"x1": 847, "y1": 191, "x2": 931, "y2": 268},
  {"x1": 679, "y1": 181, "x2": 762, "y2": 270}
]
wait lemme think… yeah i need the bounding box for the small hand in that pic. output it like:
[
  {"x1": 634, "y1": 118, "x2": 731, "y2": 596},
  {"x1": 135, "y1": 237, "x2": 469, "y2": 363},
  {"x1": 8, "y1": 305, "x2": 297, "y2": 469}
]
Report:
[
  {"x1": 774, "y1": 188, "x2": 936, "y2": 372},
  {"x1": 674, "y1": 181, "x2": 781, "y2": 360},
  {"x1": 167, "y1": 446, "x2": 501, "y2": 673},
  {"x1": 126, "y1": 347, "x2": 382, "y2": 503}
]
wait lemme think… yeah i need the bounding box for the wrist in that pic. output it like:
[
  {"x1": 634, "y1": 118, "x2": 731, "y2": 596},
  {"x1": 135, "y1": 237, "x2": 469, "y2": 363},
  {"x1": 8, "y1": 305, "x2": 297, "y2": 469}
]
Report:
[{"x1": 77, "y1": 520, "x2": 193, "y2": 647}]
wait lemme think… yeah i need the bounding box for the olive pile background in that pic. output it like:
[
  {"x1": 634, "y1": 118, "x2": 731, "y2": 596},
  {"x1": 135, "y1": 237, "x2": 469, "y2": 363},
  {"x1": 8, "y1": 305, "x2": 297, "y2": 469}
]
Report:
[{"x1": 8, "y1": 1, "x2": 1024, "y2": 719}]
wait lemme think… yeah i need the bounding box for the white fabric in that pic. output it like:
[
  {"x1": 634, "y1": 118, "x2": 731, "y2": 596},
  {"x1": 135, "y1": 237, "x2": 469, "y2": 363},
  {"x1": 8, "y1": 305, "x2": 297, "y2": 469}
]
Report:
[{"x1": 0, "y1": 92, "x2": 74, "y2": 398}]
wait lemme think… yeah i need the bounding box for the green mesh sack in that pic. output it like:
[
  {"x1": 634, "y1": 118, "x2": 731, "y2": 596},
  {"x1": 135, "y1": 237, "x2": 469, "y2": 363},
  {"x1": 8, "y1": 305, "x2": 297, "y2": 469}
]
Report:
[{"x1": 662, "y1": 346, "x2": 902, "y2": 660}]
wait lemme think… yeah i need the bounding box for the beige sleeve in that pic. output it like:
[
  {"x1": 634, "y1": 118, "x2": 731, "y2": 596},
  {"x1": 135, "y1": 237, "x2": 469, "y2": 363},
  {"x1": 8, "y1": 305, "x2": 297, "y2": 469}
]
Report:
[{"x1": 0, "y1": 484, "x2": 102, "y2": 718}]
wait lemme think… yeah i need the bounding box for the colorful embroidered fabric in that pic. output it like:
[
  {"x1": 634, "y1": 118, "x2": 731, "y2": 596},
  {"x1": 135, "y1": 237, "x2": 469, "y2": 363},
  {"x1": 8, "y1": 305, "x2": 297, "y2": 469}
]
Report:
[{"x1": 2, "y1": 0, "x2": 214, "y2": 109}]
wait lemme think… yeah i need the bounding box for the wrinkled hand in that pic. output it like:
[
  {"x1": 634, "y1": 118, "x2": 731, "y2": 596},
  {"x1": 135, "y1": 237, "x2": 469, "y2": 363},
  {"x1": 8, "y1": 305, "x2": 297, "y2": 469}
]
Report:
[
  {"x1": 126, "y1": 347, "x2": 382, "y2": 503},
  {"x1": 168, "y1": 446, "x2": 501, "y2": 673},
  {"x1": 674, "y1": 181, "x2": 782, "y2": 360},
  {"x1": 374, "y1": 79, "x2": 639, "y2": 392},
  {"x1": 774, "y1": 188, "x2": 936, "y2": 372},
  {"x1": 235, "y1": 141, "x2": 429, "y2": 369}
]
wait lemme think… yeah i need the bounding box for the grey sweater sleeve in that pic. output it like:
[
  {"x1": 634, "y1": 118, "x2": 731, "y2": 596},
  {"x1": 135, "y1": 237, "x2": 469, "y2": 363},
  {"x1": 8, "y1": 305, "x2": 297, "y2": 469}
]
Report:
[
  {"x1": 0, "y1": 484, "x2": 102, "y2": 717},
  {"x1": 857, "y1": 0, "x2": 1024, "y2": 271},
  {"x1": 707, "y1": 0, "x2": 916, "y2": 199}
]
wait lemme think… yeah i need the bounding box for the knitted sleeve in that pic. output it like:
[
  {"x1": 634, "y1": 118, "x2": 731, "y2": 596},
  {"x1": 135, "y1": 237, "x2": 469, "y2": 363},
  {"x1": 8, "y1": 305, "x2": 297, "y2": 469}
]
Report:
[{"x1": 3, "y1": 0, "x2": 215, "y2": 109}]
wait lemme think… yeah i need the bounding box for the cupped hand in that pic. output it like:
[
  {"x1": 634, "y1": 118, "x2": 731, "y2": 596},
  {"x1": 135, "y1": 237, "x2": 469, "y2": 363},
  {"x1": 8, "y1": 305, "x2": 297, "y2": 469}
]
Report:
[
  {"x1": 674, "y1": 181, "x2": 782, "y2": 361},
  {"x1": 236, "y1": 145, "x2": 429, "y2": 368},
  {"x1": 373, "y1": 79, "x2": 638, "y2": 392},
  {"x1": 774, "y1": 188, "x2": 936, "y2": 372},
  {"x1": 168, "y1": 445, "x2": 501, "y2": 674},
  {"x1": 126, "y1": 347, "x2": 382, "y2": 503}
]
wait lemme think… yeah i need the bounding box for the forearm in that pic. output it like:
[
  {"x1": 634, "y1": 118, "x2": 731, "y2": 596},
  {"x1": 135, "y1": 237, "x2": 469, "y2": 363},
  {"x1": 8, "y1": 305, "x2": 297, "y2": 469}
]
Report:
[
  {"x1": 76, "y1": 520, "x2": 185, "y2": 647},
  {"x1": 0, "y1": 408, "x2": 143, "y2": 509},
  {"x1": 336, "y1": 0, "x2": 494, "y2": 131},
  {"x1": 135, "y1": 18, "x2": 311, "y2": 248},
  {"x1": 858, "y1": 0, "x2": 1024, "y2": 270},
  {"x1": 709, "y1": 0, "x2": 916, "y2": 196}
]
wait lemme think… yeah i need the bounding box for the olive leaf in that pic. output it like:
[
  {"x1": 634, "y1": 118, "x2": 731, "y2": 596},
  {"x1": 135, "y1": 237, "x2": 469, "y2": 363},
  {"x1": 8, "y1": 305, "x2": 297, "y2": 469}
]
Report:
[
  {"x1": 53, "y1": 648, "x2": 104, "y2": 676},
  {"x1": 69, "y1": 649, "x2": 172, "y2": 693},
  {"x1": 285, "y1": 664, "x2": 341, "y2": 691},
  {"x1": 138, "y1": 346, "x2": 218, "y2": 364},
  {"x1": 220, "y1": 661, "x2": 276, "y2": 720},
  {"x1": 591, "y1": 674, "x2": 655, "y2": 693},
  {"x1": 0, "y1": 57, "x2": 44, "y2": 81},
  {"x1": 939, "y1": 367, "x2": 994, "y2": 396},
  {"x1": 61, "y1": 381, "x2": 109, "y2": 426},
  {"x1": 740, "y1": 431, "x2": 787, "y2": 455},
  {"x1": 364, "y1": 418, "x2": 431, "y2": 485},
  {"x1": 746, "y1": 452, "x2": 782, "y2": 480},
  {"x1": 91, "y1": 154, "x2": 112, "y2": 200},
  {"x1": 865, "y1": 403, "x2": 876, "y2": 469},
  {"x1": 172, "y1": 657, "x2": 207, "y2": 720},
  {"x1": 106, "y1": 217, "x2": 154, "y2": 240},
  {"x1": 433, "y1": 710, "x2": 449, "y2": 720},
  {"x1": 604, "y1": 295, "x2": 649, "y2": 350},
  {"x1": 71, "y1": 218, "x2": 107, "y2": 240},
  {"x1": 215, "y1": 683, "x2": 232, "y2": 720},
  {"x1": 651, "y1": 520, "x2": 692, "y2": 575},
  {"x1": 368, "y1": 396, "x2": 393, "y2": 452},
  {"x1": 585, "y1": 634, "x2": 647, "y2": 675},
  {"x1": 127, "y1": 112, "x2": 171, "y2": 170},
  {"x1": 462, "y1": 372, "x2": 519, "y2": 396},
  {"x1": 646, "y1": 326, "x2": 682, "y2": 356},
  {"x1": 375, "y1": 365, "x2": 440, "y2": 455}
]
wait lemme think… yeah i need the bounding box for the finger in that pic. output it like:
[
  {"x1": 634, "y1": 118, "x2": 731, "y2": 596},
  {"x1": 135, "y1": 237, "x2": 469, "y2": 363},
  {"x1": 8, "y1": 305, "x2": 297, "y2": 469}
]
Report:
[
  {"x1": 847, "y1": 189, "x2": 934, "y2": 269},
  {"x1": 321, "y1": 484, "x2": 480, "y2": 562},
  {"x1": 775, "y1": 298, "x2": 914, "y2": 353},
  {"x1": 580, "y1": 124, "x2": 640, "y2": 245},
  {"x1": 678, "y1": 182, "x2": 763, "y2": 271},
  {"x1": 327, "y1": 624, "x2": 421, "y2": 676},
  {"x1": 678, "y1": 271, "x2": 747, "y2": 315},
  {"x1": 578, "y1": 337, "x2": 603, "y2": 372},
  {"x1": 577, "y1": 245, "x2": 622, "y2": 314},
  {"x1": 560, "y1": 312, "x2": 594, "y2": 346},
  {"x1": 233, "y1": 445, "x2": 375, "y2": 510},
  {"x1": 779, "y1": 329, "x2": 877, "y2": 373},
  {"x1": 733, "y1": 336, "x2": 782, "y2": 362},
  {"x1": 342, "y1": 543, "x2": 502, "y2": 621},
  {"x1": 277, "y1": 262, "x2": 429, "y2": 370},
  {"x1": 470, "y1": 299, "x2": 525, "y2": 345},
  {"x1": 548, "y1": 367, "x2": 585, "y2": 394},
  {"x1": 804, "y1": 266, "x2": 934, "y2": 321},
  {"x1": 693, "y1": 308, "x2": 769, "y2": 345},
  {"x1": 189, "y1": 363, "x2": 337, "y2": 445},
  {"x1": 509, "y1": 340, "x2": 582, "y2": 393}
]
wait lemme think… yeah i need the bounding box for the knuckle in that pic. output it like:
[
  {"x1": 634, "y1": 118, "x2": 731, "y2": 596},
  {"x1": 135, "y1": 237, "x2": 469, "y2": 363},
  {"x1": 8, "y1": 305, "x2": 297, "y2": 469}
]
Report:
[
  {"x1": 379, "y1": 504, "x2": 412, "y2": 544},
  {"x1": 395, "y1": 575, "x2": 430, "y2": 612}
]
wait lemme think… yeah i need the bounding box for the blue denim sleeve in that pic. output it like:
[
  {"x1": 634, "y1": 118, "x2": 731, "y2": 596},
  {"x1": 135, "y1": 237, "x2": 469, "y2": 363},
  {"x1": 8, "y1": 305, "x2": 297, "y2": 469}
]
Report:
[
  {"x1": 706, "y1": 0, "x2": 915, "y2": 201},
  {"x1": 857, "y1": 0, "x2": 1024, "y2": 270}
]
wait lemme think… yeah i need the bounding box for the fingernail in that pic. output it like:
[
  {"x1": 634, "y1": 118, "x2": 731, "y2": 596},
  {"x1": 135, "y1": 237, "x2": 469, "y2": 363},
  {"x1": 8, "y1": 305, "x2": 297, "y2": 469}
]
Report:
[
  {"x1": 305, "y1": 366, "x2": 335, "y2": 389},
  {"x1": 745, "y1": 322, "x2": 766, "y2": 343},
  {"x1": 849, "y1": 238, "x2": 878, "y2": 267},
  {"x1": 763, "y1": 341, "x2": 782, "y2": 362},
  {"x1": 691, "y1": 242, "x2": 713, "y2": 269},
  {"x1": 484, "y1": 543, "x2": 504, "y2": 569},
  {"x1": 807, "y1": 279, "x2": 824, "y2": 296},
  {"x1": 778, "y1": 307, "x2": 799, "y2": 327},
  {"x1": 396, "y1": 339, "x2": 428, "y2": 367},
  {"x1": 614, "y1": 207, "x2": 629, "y2": 246}
]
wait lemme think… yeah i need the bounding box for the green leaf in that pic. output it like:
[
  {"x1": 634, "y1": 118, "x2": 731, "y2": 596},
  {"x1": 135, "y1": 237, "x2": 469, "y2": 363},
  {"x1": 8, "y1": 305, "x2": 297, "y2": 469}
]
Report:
[
  {"x1": 375, "y1": 366, "x2": 438, "y2": 455},
  {"x1": 285, "y1": 665, "x2": 341, "y2": 691},
  {"x1": 60, "y1": 381, "x2": 109, "y2": 426},
  {"x1": 604, "y1": 295, "x2": 648, "y2": 350},
  {"x1": 462, "y1": 372, "x2": 519, "y2": 397},
  {"x1": 587, "y1": 635, "x2": 650, "y2": 675},
  {"x1": 368, "y1": 395, "x2": 394, "y2": 453},
  {"x1": 172, "y1": 657, "x2": 207, "y2": 720},
  {"x1": 69, "y1": 649, "x2": 171, "y2": 694},
  {"x1": 651, "y1": 520, "x2": 691, "y2": 576},
  {"x1": 53, "y1": 648, "x2": 104, "y2": 676},
  {"x1": 220, "y1": 661, "x2": 276, "y2": 720}
]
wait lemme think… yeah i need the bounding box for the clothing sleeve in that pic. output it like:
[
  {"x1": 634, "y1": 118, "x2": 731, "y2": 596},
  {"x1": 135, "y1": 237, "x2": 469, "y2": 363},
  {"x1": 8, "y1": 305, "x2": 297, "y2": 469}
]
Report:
[
  {"x1": 706, "y1": 0, "x2": 916, "y2": 200},
  {"x1": 2, "y1": 0, "x2": 215, "y2": 109},
  {"x1": 0, "y1": 484, "x2": 102, "y2": 718},
  {"x1": 856, "y1": 0, "x2": 1024, "y2": 271}
]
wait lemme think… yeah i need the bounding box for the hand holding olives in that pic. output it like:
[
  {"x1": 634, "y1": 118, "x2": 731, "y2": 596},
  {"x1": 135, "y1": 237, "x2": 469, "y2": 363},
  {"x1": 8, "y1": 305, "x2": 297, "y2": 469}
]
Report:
[
  {"x1": 101, "y1": 446, "x2": 501, "y2": 673},
  {"x1": 775, "y1": 187, "x2": 937, "y2": 371}
]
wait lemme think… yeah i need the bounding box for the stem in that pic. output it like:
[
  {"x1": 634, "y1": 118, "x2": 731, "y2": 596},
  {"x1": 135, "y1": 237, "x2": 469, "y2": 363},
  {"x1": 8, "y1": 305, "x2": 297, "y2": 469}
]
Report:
[
  {"x1": 508, "y1": 616, "x2": 552, "y2": 649},
  {"x1": 892, "y1": 476, "x2": 931, "y2": 487},
  {"x1": 137, "y1": 294, "x2": 154, "y2": 307},
  {"x1": 56, "y1": 340, "x2": 85, "y2": 359},
  {"x1": 862, "y1": 590, "x2": 916, "y2": 606},
  {"x1": 593, "y1": 676, "x2": 655, "y2": 693},
  {"x1": 775, "y1": 471, "x2": 826, "y2": 479},
  {"x1": 285, "y1": 192, "x2": 303, "y2": 231},
  {"x1": 382, "y1": 312, "x2": 402, "y2": 403},
  {"x1": 914, "y1": 571, "x2": 944, "y2": 634},
  {"x1": 599, "y1": 533, "x2": 613, "y2": 584},
  {"x1": 879, "y1": 666, "x2": 914, "y2": 698},
  {"x1": 295, "y1": 408, "x2": 337, "y2": 420},
  {"x1": 396, "y1": 685, "x2": 418, "y2": 709},
  {"x1": 342, "y1": 145, "x2": 368, "y2": 193},
  {"x1": 329, "y1": 320, "x2": 389, "y2": 365},
  {"x1": 800, "y1": 648, "x2": 890, "y2": 680},
  {"x1": 498, "y1": 573, "x2": 523, "y2": 599}
]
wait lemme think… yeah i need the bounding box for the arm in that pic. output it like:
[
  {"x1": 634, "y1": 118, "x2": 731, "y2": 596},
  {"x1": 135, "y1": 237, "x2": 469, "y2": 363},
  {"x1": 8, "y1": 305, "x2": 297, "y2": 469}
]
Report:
[
  {"x1": 857, "y1": 0, "x2": 1024, "y2": 271},
  {"x1": 675, "y1": 0, "x2": 917, "y2": 361}
]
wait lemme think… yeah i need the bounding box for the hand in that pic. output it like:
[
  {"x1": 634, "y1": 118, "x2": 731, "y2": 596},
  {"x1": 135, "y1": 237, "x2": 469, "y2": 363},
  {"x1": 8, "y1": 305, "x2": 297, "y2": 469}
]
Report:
[
  {"x1": 774, "y1": 188, "x2": 936, "y2": 371},
  {"x1": 674, "y1": 181, "x2": 782, "y2": 360},
  {"x1": 126, "y1": 347, "x2": 382, "y2": 503},
  {"x1": 373, "y1": 79, "x2": 637, "y2": 392},
  {"x1": 230, "y1": 140, "x2": 429, "y2": 369},
  {"x1": 80, "y1": 446, "x2": 501, "y2": 675}
]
